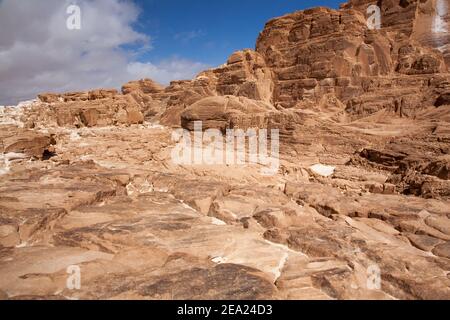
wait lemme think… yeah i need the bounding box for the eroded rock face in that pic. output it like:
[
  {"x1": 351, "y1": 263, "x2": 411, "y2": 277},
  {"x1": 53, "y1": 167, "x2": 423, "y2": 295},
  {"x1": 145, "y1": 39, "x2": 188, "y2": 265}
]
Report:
[
  {"x1": 214, "y1": 50, "x2": 274, "y2": 103},
  {"x1": 121, "y1": 78, "x2": 165, "y2": 95},
  {"x1": 159, "y1": 49, "x2": 275, "y2": 127},
  {"x1": 0, "y1": 125, "x2": 55, "y2": 159},
  {"x1": 159, "y1": 76, "x2": 217, "y2": 126},
  {"x1": 31, "y1": 93, "x2": 145, "y2": 128},
  {"x1": 345, "y1": 0, "x2": 450, "y2": 69},
  {"x1": 25, "y1": 1, "x2": 450, "y2": 130},
  {"x1": 0, "y1": 0, "x2": 449, "y2": 300},
  {"x1": 255, "y1": 2, "x2": 448, "y2": 114},
  {"x1": 180, "y1": 95, "x2": 277, "y2": 131}
]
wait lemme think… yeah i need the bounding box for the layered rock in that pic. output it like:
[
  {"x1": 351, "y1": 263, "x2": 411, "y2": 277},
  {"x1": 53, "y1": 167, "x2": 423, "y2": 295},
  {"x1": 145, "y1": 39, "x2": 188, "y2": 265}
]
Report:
[
  {"x1": 27, "y1": 1, "x2": 450, "y2": 128},
  {"x1": 214, "y1": 50, "x2": 274, "y2": 102},
  {"x1": 121, "y1": 79, "x2": 165, "y2": 121},
  {"x1": 0, "y1": 126, "x2": 448, "y2": 299},
  {"x1": 39, "y1": 89, "x2": 119, "y2": 103},
  {"x1": 180, "y1": 95, "x2": 277, "y2": 131},
  {"x1": 0, "y1": 125, "x2": 55, "y2": 159},
  {"x1": 32, "y1": 90, "x2": 145, "y2": 128},
  {"x1": 344, "y1": 0, "x2": 450, "y2": 69},
  {"x1": 159, "y1": 49, "x2": 275, "y2": 127},
  {"x1": 0, "y1": 0, "x2": 449, "y2": 301},
  {"x1": 159, "y1": 75, "x2": 217, "y2": 126},
  {"x1": 255, "y1": 2, "x2": 449, "y2": 116},
  {"x1": 121, "y1": 78, "x2": 164, "y2": 95}
]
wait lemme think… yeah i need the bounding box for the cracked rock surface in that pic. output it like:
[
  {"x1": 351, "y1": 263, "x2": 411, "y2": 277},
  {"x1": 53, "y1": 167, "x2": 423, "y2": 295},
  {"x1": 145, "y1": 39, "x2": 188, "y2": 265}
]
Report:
[{"x1": 0, "y1": 0, "x2": 449, "y2": 300}]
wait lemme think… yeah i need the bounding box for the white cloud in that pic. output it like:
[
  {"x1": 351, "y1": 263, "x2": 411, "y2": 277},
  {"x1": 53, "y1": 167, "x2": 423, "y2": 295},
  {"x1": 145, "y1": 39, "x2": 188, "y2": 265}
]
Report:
[
  {"x1": 127, "y1": 58, "x2": 209, "y2": 84},
  {"x1": 0, "y1": 0, "x2": 209, "y2": 105}
]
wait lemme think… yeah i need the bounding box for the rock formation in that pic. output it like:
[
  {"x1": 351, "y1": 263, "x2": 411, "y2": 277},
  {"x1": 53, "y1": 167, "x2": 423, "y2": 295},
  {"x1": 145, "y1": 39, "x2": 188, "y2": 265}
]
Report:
[{"x1": 0, "y1": 0, "x2": 449, "y2": 300}]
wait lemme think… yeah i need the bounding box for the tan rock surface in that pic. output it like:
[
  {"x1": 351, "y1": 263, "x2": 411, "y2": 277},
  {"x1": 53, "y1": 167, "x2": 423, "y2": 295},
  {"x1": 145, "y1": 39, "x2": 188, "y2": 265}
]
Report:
[{"x1": 0, "y1": 0, "x2": 449, "y2": 300}]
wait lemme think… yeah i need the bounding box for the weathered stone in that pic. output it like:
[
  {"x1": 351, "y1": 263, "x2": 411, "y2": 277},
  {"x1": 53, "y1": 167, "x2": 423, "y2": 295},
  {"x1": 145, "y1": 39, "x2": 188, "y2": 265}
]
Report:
[
  {"x1": 122, "y1": 79, "x2": 165, "y2": 95},
  {"x1": 407, "y1": 233, "x2": 443, "y2": 251},
  {"x1": 0, "y1": 125, "x2": 56, "y2": 159},
  {"x1": 432, "y1": 242, "x2": 450, "y2": 259},
  {"x1": 38, "y1": 93, "x2": 61, "y2": 103},
  {"x1": 0, "y1": 0, "x2": 449, "y2": 301},
  {"x1": 180, "y1": 95, "x2": 276, "y2": 131}
]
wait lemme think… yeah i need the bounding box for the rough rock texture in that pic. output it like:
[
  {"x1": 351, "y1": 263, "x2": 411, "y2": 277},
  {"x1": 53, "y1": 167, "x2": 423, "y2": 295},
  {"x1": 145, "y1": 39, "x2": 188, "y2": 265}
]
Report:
[
  {"x1": 0, "y1": 0, "x2": 449, "y2": 300},
  {"x1": 180, "y1": 95, "x2": 277, "y2": 131},
  {"x1": 344, "y1": 0, "x2": 450, "y2": 69},
  {"x1": 256, "y1": 4, "x2": 448, "y2": 112},
  {"x1": 32, "y1": 81, "x2": 168, "y2": 128},
  {"x1": 121, "y1": 79, "x2": 165, "y2": 95},
  {"x1": 158, "y1": 49, "x2": 275, "y2": 127},
  {"x1": 0, "y1": 125, "x2": 55, "y2": 159},
  {"x1": 31, "y1": 93, "x2": 145, "y2": 128}
]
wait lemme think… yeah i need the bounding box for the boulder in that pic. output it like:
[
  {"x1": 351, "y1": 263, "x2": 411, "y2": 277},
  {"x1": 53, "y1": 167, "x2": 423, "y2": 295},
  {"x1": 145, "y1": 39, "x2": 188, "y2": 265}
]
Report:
[
  {"x1": 0, "y1": 126, "x2": 56, "y2": 159},
  {"x1": 122, "y1": 79, "x2": 165, "y2": 95},
  {"x1": 38, "y1": 93, "x2": 61, "y2": 103},
  {"x1": 180, "y1": 95, "x2": 276, "y2": 131},
  {"x1": 88, "y1": 89, "x2": 119, "y2": 100}
]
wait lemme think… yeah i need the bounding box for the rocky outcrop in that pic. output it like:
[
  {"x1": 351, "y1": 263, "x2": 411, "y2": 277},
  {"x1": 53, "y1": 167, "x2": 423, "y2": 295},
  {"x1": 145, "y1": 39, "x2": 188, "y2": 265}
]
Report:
[
  {"x1": 180, "y1": 95, "x2": 277, "y2": 131},
  {"x1": 39, "y1": 89, "x2": 119, "y2": 103},
  {"x1": 30, "y1": 1, "x2": 449, "y2": 129},
  {"x1": 0, "y1": 0, "x2": 449, "y2": 300},
  {"x1": 159, "y1": 76, "x2": 217, "y2": 126},
  {"x1": 38, "y1": 93, "x2": 61, "y2": 104},
  {"x1": 121, "y1": 79, "x2": 166, "y2": 121},
  {"x1": 214, "y1": 50, "x2": 274, "y2": 103},
  {"x1": 160, "y1": 49, "x2": 275, "y2": 127},
  {"x1": 344, "y1": 0, "x2": 450, "y2": 69},
  {"x1": 0, "y1": 125, "x2": 55, "y2": 159},
  {"x1": 44, "y1": 97, "x2": 143, "y2": 128},
  {"x1": 35, "y1": 81, "x2": 164, "y2": 128},
  {"x1": 121, "y1": 78, "x2": 164, "y2": 95},
  {"x1": 359, "y1": 143, "x2": 450, "y2": 199},
  {"x1": 33, "y1": 90, "x2": 145, "y2": 128},
  {"x1": 255, "y1": 3, "x2": 448, "y2": 114}
]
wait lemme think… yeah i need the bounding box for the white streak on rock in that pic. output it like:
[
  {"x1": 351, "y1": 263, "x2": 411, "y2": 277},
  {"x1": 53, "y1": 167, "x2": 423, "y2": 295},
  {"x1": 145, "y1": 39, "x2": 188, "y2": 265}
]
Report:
[
  {"x1": 433, "y1": 0, "x2": 448, "y2": 33},
  {"x1": 309, "y1": 164, "x2": 335, "y2": 177},
  {"x1": 210, "y1": 217, "x2": 227, "y2": 226}
]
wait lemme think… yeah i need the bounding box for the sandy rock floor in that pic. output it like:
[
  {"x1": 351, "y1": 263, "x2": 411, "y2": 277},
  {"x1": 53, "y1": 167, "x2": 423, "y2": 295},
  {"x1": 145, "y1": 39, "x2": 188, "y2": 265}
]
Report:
[{"x1": 0, "y1": 112, "x2": 449, "y2": 300}]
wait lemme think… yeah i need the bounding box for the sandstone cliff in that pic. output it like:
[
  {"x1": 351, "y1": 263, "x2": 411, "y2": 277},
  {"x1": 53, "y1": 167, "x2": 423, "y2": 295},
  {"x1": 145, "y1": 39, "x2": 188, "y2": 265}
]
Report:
[{"x1": 0, "y1": 0, "x2": 449, "y2": 300}]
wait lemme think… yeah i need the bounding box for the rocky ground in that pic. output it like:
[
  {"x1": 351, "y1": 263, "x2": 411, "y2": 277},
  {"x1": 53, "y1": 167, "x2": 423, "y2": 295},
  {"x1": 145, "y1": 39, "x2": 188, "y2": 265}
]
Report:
[{"x1": 0, "y1": 0, "x2": 449, "y2": 300}]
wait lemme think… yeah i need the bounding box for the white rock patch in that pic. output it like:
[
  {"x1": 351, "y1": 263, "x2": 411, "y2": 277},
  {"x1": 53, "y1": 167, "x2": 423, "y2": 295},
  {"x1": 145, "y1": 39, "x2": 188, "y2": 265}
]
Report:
[
  {"x1": 211, "y1": 256, "x2": 227, "y2": 264},
  {"x1": 0, "y1": 152, "x2": 27, "y2": 175},
  {"x1": 309, "y1": 164, "x2": 335, "y2": 177},
  {"x1": 210, "y1": 217, "x2": 227, "y2": 226},
  {"x1": 69, "y1": 131, "x2": 81, "y2": 141},
  {"x1": 433, "y1": 0, "x2": 448, "y2": 34}
]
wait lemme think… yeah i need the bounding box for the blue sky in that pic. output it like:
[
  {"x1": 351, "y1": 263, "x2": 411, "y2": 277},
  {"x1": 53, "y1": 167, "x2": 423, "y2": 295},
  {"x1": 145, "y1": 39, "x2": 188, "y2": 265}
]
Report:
[{"x1": 132, "y1": 0, "x2": 343, "y2": 67}]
